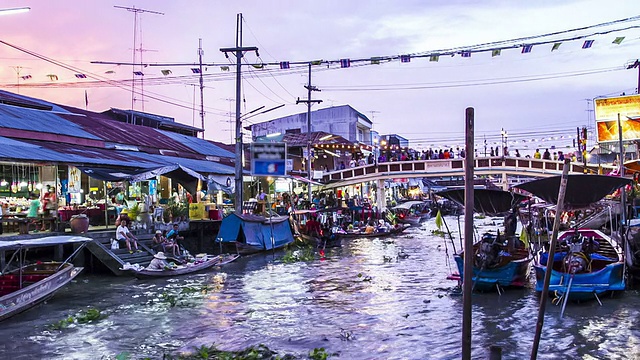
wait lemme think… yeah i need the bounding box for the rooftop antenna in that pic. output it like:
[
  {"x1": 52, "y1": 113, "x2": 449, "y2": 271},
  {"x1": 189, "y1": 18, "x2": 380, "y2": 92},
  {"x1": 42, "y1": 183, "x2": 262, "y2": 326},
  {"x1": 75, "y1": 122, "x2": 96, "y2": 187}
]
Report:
[
  {"x1": 10, "y1": 65, "x2": 30, "y2": 94},
  {"x1": 114, "y1": 5, "x2": 163, "y2": 112}
]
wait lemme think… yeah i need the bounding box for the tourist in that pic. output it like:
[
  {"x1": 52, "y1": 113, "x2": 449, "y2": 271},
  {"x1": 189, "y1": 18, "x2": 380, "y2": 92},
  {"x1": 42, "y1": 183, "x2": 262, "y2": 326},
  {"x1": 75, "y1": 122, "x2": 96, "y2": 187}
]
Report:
[
  {"x1": 533, "y1": 149, "x2": 542, "y2": 159},
  {"x1": 515, "y1": 149, "x2": 521, "y2": 157},
  {"x1": 543, "y1": 149, "x2": 551, "y2": 160},
  {"x1": 27, "y1": 193, "x2": 41, "y2": 231},
  {"x1": 117, "y1": 218, "x2": 140, "y2": 253},
  {"x1": 305, "y1": 216, "x2": 322, "y2": 237},
  {"x1": 558, "y1": 151, "x2": 565, "y2": 161},
  {"x1": 349, "y1": 158, "x2": 356, "y2": 168},
  {"x1": 146, "y1": 252, "x2": 169, "y2": 271},
  {"x1": 553, "y1": 152, "x2": 558, "y2": 161},
  {"x1": 153, "y1": 230, "x2": 181, "y2": 257},
  {"x1": 339, "y1": 161, "x2": 346, "y2": 169},
  {"x1": 490, "y1": 148, "x2": 495, "y2": 156},
  {"x1": 166, "y1": 223, "x2": 184, "y2": 248},
  {"x1": 41, "y1": 185, "x2": 56, "y2": 231},
  {"x1": 364, "y1": 221, "x2": 375, "y2": 234}
]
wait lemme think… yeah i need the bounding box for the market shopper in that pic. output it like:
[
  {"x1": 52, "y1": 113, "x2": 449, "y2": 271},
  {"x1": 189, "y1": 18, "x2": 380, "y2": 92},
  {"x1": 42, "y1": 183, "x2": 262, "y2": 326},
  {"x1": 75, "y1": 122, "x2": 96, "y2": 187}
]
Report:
[
  {"x1": 166, "y1": 223, "x2": 184, "y2": 248},
  {"x1": 117, "y1": 218, "x2": 140, "y2": 254}
]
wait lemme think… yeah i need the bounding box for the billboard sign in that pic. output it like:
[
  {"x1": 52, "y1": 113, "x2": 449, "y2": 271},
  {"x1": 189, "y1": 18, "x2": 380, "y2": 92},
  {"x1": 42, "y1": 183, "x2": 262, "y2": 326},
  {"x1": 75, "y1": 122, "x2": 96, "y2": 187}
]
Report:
[
  {"x1": 251, "y1": 142, "x2": 287, "y2": 176},
  {"x1": 595, "y1": 94, "x2": 640, "y2": 143}
]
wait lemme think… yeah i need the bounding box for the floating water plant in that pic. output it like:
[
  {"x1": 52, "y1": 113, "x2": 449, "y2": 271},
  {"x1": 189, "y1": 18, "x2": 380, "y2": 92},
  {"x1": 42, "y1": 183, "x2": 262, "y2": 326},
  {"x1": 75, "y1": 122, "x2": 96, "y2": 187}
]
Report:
[
  {"x1": 431, "y1": 229, "x2": 446, "y2": 237},
  {"x1": 281, "y1": 246, "x2": 316, "y2": 263},
  {"x1": 48, "y1": 308, "x2": 105, "y2": 330}
]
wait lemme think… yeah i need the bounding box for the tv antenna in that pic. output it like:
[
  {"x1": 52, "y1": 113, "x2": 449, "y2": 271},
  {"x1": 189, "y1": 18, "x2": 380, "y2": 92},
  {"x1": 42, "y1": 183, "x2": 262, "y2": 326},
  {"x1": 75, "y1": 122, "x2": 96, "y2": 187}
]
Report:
[
  {"x1": 115, "y1": 5, "x2": 164, "y2": 112},
  {"x1": 10, "y1": 65, "x2": 31, "y2": 94}
]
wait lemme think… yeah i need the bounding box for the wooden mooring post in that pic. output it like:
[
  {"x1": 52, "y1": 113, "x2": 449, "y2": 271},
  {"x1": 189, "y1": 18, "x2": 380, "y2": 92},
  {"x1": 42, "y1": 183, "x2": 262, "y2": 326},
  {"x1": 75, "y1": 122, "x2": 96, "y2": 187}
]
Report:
[{"x1": 462, "y1": 107, "x2": 474, "y2": 360}]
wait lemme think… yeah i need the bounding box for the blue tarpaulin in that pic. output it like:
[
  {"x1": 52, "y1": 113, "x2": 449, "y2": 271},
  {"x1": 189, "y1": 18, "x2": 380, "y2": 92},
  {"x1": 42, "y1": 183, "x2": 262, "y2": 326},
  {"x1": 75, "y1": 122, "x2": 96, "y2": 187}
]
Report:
[{"x1": 217, "y1": 213, "x2": 294, "y2": 251}]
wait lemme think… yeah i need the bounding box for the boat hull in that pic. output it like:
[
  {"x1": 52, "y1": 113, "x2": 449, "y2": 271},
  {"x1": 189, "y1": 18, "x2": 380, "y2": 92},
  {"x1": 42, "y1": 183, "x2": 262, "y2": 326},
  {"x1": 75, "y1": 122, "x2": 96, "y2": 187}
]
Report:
[
  {"x1": 454, "y1": 255, "x2": 530, "y2": 291},
  {"x1": 0, "y1": 263, "x2": 83, "y2": 322},
  {"x1": 533, "y1": 263, "x2": 625, "y2": 301},
  {"x1": 131, "y1": 254, "x2": 239, "y2": 278}
]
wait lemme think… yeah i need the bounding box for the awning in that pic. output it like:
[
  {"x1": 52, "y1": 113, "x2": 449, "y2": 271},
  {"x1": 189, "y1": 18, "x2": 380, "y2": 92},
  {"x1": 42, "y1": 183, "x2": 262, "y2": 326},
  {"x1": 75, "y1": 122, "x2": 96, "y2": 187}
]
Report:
[
  {"x1": 77, "y1": 166, "x2": 150, "y2": 182},
  {"x1": 129, "y1": 164, "x2": 206, "y2": 182},
  {"x1": 437, "y1": 189, "x2": 528, "y2": 215},
  {"x1": 290, "y1": 175, "x2": 324, "y2": 186},
  {"x1": 0, "y1": 236, "x2": 93, "y2": 251}
]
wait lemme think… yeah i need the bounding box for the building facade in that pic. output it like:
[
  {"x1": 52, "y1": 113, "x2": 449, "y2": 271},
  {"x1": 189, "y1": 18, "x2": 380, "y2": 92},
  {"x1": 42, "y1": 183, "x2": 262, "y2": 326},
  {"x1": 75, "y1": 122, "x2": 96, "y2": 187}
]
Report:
[{"x1": 249, "y1": 105, "x2": 373, "y2": 145}]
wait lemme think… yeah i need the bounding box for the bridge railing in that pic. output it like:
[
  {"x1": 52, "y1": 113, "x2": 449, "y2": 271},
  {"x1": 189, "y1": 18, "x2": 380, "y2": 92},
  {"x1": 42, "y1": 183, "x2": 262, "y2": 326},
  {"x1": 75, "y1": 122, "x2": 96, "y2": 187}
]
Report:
[{"x1": 321, "y1": 156, "x2": 592, "y2": 183}]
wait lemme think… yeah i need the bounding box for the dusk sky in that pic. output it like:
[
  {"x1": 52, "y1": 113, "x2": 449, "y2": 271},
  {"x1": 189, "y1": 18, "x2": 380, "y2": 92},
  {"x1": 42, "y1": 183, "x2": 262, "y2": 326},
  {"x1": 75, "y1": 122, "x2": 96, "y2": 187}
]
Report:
[{"x1": 1, "y1": 1, "x2": 639, "y2": 155}]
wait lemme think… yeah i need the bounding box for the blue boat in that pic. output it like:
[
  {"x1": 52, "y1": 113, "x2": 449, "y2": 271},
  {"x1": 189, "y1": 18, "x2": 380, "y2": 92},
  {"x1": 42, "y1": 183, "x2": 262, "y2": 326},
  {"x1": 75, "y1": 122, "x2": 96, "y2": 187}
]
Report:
[
  {"x1": 216, "y1": 213, "x2": 295, "y2": 255},
  {"x1": 453, "y1": 233, "x2": 532, "y2": 292},
  {"x1": 438, "y1": 188, "x2": 532, "y2": 292},
  {"x1": 533, "y1": 228, "x2": 625, "y2": 302},
  {"x1": 514, "y1": 174, "x2": 631, "y2": 303}
]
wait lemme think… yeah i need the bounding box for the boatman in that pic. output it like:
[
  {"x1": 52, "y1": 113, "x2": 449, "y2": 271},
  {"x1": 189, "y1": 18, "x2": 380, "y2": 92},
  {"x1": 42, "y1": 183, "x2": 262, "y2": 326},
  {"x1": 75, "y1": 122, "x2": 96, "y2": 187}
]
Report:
[{"x1": 147, "y1": 252, "x2": 169, "y2": 270}]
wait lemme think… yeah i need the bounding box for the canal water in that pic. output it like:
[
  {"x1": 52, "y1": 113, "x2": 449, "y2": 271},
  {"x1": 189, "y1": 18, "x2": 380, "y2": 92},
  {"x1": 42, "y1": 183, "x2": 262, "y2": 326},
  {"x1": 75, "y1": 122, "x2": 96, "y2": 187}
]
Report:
[{"x1": 1, "y1": 216, "x2": 640, "y2": 359}]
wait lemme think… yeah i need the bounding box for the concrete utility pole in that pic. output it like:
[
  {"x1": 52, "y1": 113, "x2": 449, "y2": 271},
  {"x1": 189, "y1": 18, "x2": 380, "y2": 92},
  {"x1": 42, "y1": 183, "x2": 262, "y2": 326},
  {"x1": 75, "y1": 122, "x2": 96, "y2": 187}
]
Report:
[
  {"x1": 220, "y1": 13, "x2": 258, "y2": 213},
  {"x1": 296, "y1": 63, "x2": 322, "y2": 202},
  {"x1": 462, "y1": 107, "x2": 475, "y2": 360},
  {"x1": 198, "y1": 38, "x2": 205, "y2": 139}
]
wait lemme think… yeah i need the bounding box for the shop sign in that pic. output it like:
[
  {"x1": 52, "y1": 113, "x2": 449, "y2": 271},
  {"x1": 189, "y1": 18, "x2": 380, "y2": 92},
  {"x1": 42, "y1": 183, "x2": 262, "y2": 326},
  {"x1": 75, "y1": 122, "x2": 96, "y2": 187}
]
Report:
[
  {"x1": 251, "y1": 142, "x2": 287, "y2": 176},
  {"x1": 595, "y1": 94, "x2": 640, "y2": 120}
]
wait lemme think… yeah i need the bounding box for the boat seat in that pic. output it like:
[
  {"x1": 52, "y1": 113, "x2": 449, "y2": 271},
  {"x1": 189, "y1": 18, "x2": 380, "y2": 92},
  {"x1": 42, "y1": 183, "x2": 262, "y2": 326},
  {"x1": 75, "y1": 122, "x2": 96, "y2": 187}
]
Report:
[{"x1": 0, "y1": 285, "x2": 20, "y2": 295}]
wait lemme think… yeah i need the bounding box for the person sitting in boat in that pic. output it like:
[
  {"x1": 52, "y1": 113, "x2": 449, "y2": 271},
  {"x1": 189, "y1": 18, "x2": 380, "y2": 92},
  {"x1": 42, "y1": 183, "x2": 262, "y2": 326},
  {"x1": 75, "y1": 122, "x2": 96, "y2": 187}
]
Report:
[
  {"x1": 364, "y1": 221, "x2": 376, "y2": 234},
  {"x1": 166, "y1": 223, "x2": 184, "y2": 248},
  {"x1": 117, "y1": 218, "x2": 140, "y2": 254},
  {"x1": 147, "y1": 252, "x2": 170, "y2": 271},
  {"x1": 475, "y1": 233, "x2": 503, "y2": 269},
  {"x1": 153, "y1": 230, "x2": 181, "y2": 257},
  {"x1": 305, "y1": 216, "x2": 322, "y2": 237}
]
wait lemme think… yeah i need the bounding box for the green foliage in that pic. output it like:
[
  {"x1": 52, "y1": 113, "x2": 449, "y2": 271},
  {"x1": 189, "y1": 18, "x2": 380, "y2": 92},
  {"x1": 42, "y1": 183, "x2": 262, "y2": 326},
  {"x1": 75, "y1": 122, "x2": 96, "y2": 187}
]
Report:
[
  {"x1": 159, "y1": 285, "x2": 211, "y2": 308},
  {"x1": 167, "y1": 198, "x2": 188, "y2": 219},
  {"x1": 474, "y1": 214, "x2": 486, "y2": 219},
  {"x1": 48, "y1": 308, "x2": 105, "y2": 330},
  {"x1": 127, "y1": 203, "x2": 140, "y2": 219},
  {"x1": 309, "y1": 348, "x2": 333, "y2": 360},
  {"x1": 167, "y1": 344, "x2": 283, "y2": 360},
  {"x1": 114, "y1": 352, "x2": 131, "y2": 360},
  {"x1": 280, "y1": 246, "x2": 316, "y2": 263},
  {"x1": 431, "y1": 229, "x2": 446, "y2": 237}
]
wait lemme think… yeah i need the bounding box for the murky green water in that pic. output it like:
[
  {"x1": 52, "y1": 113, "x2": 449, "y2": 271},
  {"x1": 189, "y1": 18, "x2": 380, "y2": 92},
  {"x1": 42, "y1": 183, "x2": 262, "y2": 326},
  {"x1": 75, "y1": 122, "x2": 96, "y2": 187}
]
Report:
[{"x1": 1, "y1": 217, "x2": 640, "y2": 359}]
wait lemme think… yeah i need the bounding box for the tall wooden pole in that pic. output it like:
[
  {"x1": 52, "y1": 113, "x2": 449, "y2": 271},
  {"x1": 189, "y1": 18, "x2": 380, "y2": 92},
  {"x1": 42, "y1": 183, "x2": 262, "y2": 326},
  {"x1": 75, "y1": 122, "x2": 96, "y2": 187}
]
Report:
[
  {"x1": 462, "y1": 107, "x2": 475, "y2": 360},
  {"x1": 530, "y1": 158, "x2": 571, "y2": 359}
]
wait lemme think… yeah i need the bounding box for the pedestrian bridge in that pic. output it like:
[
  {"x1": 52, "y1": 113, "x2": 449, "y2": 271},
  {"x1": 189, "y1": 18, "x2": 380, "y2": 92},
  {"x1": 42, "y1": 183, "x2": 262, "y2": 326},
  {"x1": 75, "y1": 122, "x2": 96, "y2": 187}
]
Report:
[{"x1": 319, "y1": 156, "x2": 607, "y2": 189}]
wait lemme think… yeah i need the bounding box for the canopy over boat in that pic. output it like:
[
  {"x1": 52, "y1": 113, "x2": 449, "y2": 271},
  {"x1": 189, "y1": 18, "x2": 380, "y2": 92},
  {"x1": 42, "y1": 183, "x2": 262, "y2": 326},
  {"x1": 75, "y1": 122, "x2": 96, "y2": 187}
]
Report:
[
  {"x1": 513, "y1": 174, "x2": 631, "y2": 209},
  {"x1": 0, "y1": 236, "x2": 92, "y2": 251},
  {"x1": 217, "y1": 213, "x2": 294, "y2": 251},
  {"x1": 436, "y1": 189, "x2": 528, "y2": 216},
  {"x1": 393, "y1": 201, "x2": 427, "y2": 210}
]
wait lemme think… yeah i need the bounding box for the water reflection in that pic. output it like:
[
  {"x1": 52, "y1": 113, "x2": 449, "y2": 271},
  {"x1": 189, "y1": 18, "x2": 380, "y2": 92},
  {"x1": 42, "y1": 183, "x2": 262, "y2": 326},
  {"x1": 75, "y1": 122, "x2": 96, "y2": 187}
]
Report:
[{"x1": 0, "y1": 216, "x2": 639, "y2": 359}]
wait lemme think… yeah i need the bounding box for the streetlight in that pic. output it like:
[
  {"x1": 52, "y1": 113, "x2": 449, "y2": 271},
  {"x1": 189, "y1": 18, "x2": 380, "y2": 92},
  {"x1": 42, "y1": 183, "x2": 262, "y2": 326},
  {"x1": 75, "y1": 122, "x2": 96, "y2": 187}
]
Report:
[
  {"x1": 501, "y1": 128, "x2": 508, "y2": 156},
  {"x1": 0, "y1": 7, "x2": 30, "y2": 16}
]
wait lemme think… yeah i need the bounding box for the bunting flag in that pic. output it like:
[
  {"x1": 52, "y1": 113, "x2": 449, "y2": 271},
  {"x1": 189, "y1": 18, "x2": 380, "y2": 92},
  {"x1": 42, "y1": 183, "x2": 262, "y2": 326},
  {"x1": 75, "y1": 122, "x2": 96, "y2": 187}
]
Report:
[
  {"x1": 613, "y1": 36, "x2": 625, "y2": 45},
  {"x1": 74, "y1": 73, "x2": 87, "y2": 79},
  {"x1": 220, "y1": 66, "x2": 230, "y2": 71},
  {"x1": 582, "y1": 40, "x2": 594, "y2": 49},
  {"x1": 190, "y1": 68, "x2": 201, "y2": 73},
  {"x1": 20, "y1": 75, "x2": 31, "y2": 80},
  {"x1": 551, "y1": 42, "x2": 562, "y2": 51},
  {"x1": 252, "y1": 64, "x2": 264, "y2": 69},
  {"x1": 84, "y1": 90, "x2": 88, "y2": 108},
  {"x1": 133, "y1": 71, "x2": 144, "y2": 76},
  {"x1": 400, "y1": 54, "x2": 411, "y2": 63},
  {"x1": 340, "y1": 59, "x2": 351, "y2": 68},
  {"x1": 104, "y1": 70, "x2": 115, "y2": 74},
  {"x1": 371, "y1": 57, "x2": 381, "y2": 65},
  {"x1": 161, "y1": 69, "x2": 172, "y2": 76},
  {"x1": 461, "y1": 51, "x2": 471, "y2": 58},
  {"x1": 311, "y1": 59, "x2": 323, "y2": 65},
  {"x1": 429, "y1": 55, "x2": 439, "y2": 62},
  {"x1": 492, "y1": 49, "x2": 501, "y2": 57},
  {"x1": 279, "y1": 61, "x2": 290, "y2": 69},
  {"x1": 46, "y1": 74, "x2": 58, "y2": 81},
  {"x1": 522, "y1": 45, "x2": 533, "y2": 53},
  {"x1": 435, "y1": 210, "x2": 443, "y2": 230}
]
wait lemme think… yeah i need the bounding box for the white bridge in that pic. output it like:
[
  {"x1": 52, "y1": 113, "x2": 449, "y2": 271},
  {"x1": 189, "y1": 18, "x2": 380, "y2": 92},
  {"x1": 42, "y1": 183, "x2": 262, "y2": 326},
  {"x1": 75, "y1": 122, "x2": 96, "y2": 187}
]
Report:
[{"x1": 320, "y1": 156, "x2": 607, "y2": 190}]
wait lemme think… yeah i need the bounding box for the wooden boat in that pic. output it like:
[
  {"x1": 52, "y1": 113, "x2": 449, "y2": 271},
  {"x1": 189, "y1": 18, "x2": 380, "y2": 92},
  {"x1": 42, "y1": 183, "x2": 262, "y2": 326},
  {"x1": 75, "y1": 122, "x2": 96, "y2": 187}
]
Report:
[
  {"x1": 392, "y1": 201, "x2": 429, "y2": 226},
  {"x1": 0, "y1": 236, "x2": 90, "y2": 322},
  {"x1": 335, "y1": 223, "x2": 410, "y2": 239},
  {"x1": 438, "y1": 188, "x2": 532, "y2": 292},
  {"x1": 533, "y1": 228, "x2": 624, "y2": 302},
  {"x1": 129, "y1": 253, "x2": 239, "y2": 279},
  {"x1": 514, "y1": 174, "x2": 631, "y2": 303}
]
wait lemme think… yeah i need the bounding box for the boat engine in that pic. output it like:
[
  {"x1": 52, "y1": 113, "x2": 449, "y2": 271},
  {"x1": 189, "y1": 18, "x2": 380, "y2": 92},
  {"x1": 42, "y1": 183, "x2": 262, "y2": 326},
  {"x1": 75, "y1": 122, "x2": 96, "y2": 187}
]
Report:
[
  {"x1": 474, "y1": 233, "x2": 502, "y2": 269},
  {"x1": 561, "y1": 232, "x2": 596, "y2": 274}
]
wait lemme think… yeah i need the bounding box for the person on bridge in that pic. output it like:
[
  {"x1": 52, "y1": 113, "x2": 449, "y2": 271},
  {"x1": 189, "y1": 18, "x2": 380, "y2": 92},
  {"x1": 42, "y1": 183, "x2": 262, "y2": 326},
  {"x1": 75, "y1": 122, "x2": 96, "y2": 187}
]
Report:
[
  {"x1": 534, "y1": 149, "x2": 542, "y2": 159},
  {"x1": 543, "y1": 149, "x2": 551, "y2": 160},
  {"x1": 515, "y1": 149, "x2": 521, "y2": 157}
]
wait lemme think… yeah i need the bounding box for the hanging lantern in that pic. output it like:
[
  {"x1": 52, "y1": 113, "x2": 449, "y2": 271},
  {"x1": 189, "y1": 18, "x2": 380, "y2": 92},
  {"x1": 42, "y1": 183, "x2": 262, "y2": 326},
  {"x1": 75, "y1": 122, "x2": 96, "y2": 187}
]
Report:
[{"x1": 11, "y1": 181, "x2": 17, "y2": 193}]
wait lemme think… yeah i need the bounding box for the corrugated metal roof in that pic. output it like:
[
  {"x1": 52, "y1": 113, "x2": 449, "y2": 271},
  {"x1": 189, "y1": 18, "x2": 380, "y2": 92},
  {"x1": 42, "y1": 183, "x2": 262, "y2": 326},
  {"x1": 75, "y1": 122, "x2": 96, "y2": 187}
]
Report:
[
  {"x1": 110, "y1": 108, "x2": 202, "y2": 132},
  {"x1": 131, "y1": 152, "x2": 237, "y2": 175},
  {"x1": 0, "y1": 103, "x2": 101, "y2": 140},
  {"x1": 159, "y1": 130, "x2": 235, "y2": 158},
  {"x1": 0, "y1": 91, "x2": 71, "y2": 113}
]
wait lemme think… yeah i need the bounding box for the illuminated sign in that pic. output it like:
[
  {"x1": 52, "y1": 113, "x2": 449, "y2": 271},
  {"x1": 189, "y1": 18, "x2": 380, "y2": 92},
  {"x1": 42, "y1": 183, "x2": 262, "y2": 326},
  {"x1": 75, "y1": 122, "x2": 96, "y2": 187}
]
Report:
[
  {"x1": 595, "y1": 94, "x2": 640, "y2": 143},
  {"x1": 595, "y1": 94, "x2": 640, "y2": 120}
]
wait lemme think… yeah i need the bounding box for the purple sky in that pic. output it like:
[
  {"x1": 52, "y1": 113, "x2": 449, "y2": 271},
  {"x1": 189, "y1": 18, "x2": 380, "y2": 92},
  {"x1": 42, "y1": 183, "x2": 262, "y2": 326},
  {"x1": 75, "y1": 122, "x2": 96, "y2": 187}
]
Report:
[{"x1": 1, "y1": 1, "x2": 639, "y2": 155}]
